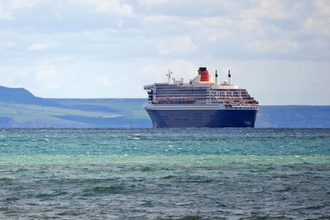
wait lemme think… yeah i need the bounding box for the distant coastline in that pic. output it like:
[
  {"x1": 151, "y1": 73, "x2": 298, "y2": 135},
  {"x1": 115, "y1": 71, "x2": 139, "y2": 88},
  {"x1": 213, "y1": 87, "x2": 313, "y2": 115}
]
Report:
[{"x1": 0, "y1": 86, "x2": 329, "y2": 128}]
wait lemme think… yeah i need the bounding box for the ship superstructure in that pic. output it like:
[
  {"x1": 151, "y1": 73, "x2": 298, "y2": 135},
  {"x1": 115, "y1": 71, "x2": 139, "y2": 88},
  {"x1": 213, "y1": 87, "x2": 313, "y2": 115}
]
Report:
[{"x1": 143, "y1": 67, "x2": 259, "y2": 128}]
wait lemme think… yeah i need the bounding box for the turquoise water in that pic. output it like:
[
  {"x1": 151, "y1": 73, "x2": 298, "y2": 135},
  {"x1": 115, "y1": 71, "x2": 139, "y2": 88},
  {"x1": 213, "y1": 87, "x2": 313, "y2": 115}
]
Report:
[{"x1": 0, "y1": 128, "x2": 329, "y2": 219}]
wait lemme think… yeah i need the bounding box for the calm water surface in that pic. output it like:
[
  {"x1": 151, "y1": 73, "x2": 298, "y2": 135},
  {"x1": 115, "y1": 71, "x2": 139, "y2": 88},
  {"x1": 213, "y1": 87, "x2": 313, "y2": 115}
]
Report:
[{"x1": 0, "y1": 128, "x2": 329, "y2": 219}]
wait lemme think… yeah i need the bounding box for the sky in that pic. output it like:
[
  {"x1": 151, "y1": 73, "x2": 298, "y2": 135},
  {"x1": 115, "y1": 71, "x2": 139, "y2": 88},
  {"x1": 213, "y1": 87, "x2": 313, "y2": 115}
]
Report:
[{"x1": 0, "y1": 0, "x2": 329, "y2": 105}]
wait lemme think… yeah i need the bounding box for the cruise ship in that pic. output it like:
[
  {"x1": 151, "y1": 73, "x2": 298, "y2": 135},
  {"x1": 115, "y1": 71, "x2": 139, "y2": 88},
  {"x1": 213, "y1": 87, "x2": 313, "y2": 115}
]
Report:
[{"x1": 143, "y1": 67, "x2": 259, "y2": 128}]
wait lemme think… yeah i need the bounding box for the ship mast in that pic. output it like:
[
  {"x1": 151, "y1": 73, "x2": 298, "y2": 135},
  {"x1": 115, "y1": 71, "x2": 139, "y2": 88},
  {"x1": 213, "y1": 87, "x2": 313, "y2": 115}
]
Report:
[{"x1": 228, "y1": 70, "x2": 231, "y2": 85}]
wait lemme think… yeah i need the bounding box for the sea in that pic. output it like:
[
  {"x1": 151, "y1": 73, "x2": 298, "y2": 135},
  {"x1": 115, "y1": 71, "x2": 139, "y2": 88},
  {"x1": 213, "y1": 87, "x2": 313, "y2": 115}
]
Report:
[{"x1": 0, "y1": 128, "x2": 329, "y2": 220}]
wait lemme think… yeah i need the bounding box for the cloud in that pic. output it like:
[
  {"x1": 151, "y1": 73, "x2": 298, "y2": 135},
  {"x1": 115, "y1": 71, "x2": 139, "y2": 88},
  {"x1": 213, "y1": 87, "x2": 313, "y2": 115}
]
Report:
[
  {"x1": 0, "y1": 4, "x2": 13, "y2": 19},
  {"x1": 0, "y1": 0, "x2": 329, "y2": 104},
  {"x1": 151, "y1": 36, "x2": 198, "y2": 55},
  {"x1": 82, "y1": 0, "x2": 133, "y2": 16},
  {"x1": 35, "y1": 66, "x2": 61, "y2": 90},
  {"x1": 96, "y1": 75, "x2": 113, "y2": 87},
  {"x1": 28, "y1": 43, "x2": 54, "y2": 51},
  {"x1": 304, "y1": 16, "x2": 330, "y2": 37},
  {"x1": 2, "y1": 41, "x2": 16, "y2": 47},
  {"x1": 138, "y1": 0, "x2": 169, "y2": 7},
  {"x1": 314, "y1": 0, "x2": 330, "y2": 16},
  {"x1": 10, "y1": 0, "x2": 45, "y2": 9},
  {"x1": 0, "y1": 0, "x2": 45, "y2": 19},
  {"x1": 247, "y1": 39, "x2": 301, "y2": 54}
]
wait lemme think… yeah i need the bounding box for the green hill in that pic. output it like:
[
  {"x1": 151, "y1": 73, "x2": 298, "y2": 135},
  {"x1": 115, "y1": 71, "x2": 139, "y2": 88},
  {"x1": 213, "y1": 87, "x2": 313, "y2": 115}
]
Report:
[
  {"x1": 0, "y1": 86, "x2": 60, "y2": 107},
  {"x1": 0, "y1": 97, "x2": 150, "y2": 128},
  {"x1": 256, "y1": 106, "x2": 330, "y2": 128},
  {"x1": 0, "y1": 86, "x2": 329, "y2": 128}
]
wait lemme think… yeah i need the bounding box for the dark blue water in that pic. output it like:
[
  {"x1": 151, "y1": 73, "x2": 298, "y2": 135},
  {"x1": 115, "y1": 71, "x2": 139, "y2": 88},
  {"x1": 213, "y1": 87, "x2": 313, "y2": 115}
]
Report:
[{"x1": 0, "y1": 128, "x2": 329, "y2": 219}]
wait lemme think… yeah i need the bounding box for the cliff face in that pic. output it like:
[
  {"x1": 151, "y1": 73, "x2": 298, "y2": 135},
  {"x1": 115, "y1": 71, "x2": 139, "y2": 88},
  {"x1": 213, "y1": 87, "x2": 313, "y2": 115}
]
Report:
[{"x1": 0, "y1": 86, "x2": 329, "y2": 128}]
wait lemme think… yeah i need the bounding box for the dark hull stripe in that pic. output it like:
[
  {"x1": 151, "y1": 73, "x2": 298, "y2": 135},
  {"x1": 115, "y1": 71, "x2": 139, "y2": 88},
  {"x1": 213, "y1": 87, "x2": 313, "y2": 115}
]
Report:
[{"x1": 145, "y1": 109, "x2": 258, "y2": 128}]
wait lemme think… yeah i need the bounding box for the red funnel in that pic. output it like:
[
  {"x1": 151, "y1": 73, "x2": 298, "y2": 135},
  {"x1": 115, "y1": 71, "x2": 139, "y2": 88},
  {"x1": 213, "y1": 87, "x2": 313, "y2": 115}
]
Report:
[{"x1": 198, "y1": 67, "x2": 210, "y2": 82}]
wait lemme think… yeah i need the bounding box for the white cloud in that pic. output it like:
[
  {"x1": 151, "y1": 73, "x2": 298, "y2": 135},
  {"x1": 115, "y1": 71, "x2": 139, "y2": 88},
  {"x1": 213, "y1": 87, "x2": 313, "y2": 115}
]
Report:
[
  {"x1": 0, "y1": 72, "x2": 27, "y2": 87},
  {"x1": 28, "y1": 43, "x2": 54, "y2": 51},
  {"x1": 314, "y1": 0, "x2": 330, "y2": 16},
  {"x1": 141, "y1": 15, "x2": 176, "y2": 25},
  {"x1": 0, "y1": 0, "x2": 45, "y2": 19},
  {"x1": 239, "y1": 1, "x2": 290, "y2": 20},
  {"x1": 0, "y1": 0, "x2": 329, "y2": 104},
  {"x1": 138, "y1": 0, "x2": 169, "y2": 7},
  {"x1": 10, "y1": 0, "x2": 45, "y2": 9},
  {"x1": 0, "y1": 4, "x2": 13, "y2": 19},
  {"x1": 2, "y1": 41, "x2": 16, "y2": 47},
  {"x1": 296, "y1": 1, "x2": 330, "y2": 38},
  {"x1": 152, "y1": 36, "x2": 198, "y2": 55},
  {"x1": 82, "y1": 0, "x2": 133, "y2": 16},
  {"x1": 35, "y1": 66, "x2": 61, "y2": 90},
  {"x1": 304, "y1": 17, "x2": 330, "y2": 37},
  {"x1": 247, "y1": 39, "x2": 301, "y2": 54},
  {"x1": 96, "y1": 75, "x2": 113, "y2": 87}
]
